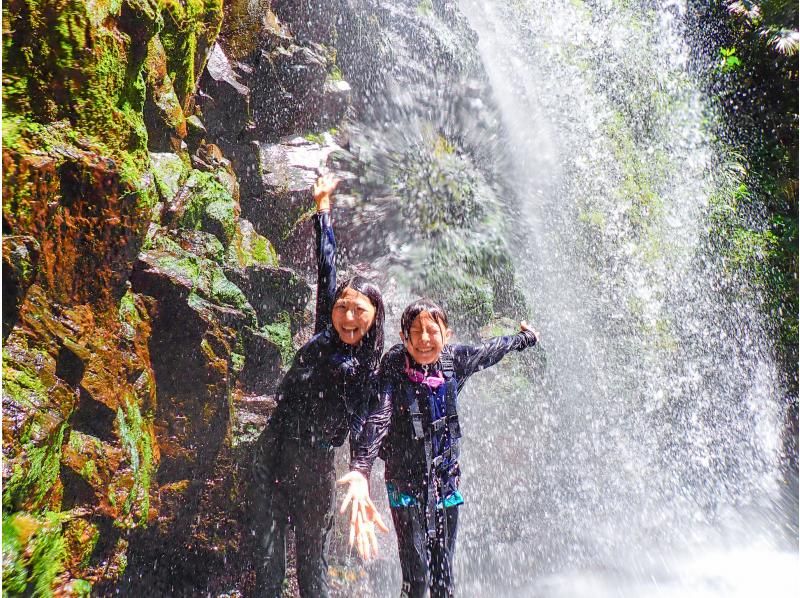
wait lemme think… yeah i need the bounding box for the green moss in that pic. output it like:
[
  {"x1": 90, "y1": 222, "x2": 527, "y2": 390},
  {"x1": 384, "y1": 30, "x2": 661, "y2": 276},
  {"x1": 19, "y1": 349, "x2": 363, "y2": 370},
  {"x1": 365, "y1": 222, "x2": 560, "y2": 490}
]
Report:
[
  {"x1": 204, "y1": 199, "x2": 237, "y2": 245},
  {"x1": 150, "y1": 152, "x2": 189, "y2": 203},
  {"x1": 2, "y1": 354, "x2": 49, "y2": 413},
  {"x1": 250, "y1": 235, "x2": 277, "y2": 265},
  {"x1": 159, "y1": 0, "x2": 223, "y2": 106},
  {"x1": 2, "y1": 511, "x2": 67, "y2": 597},
  {"x1": 579, "y1": 209, "x2": 607, "y2": 228},
  {"x1": 115, "y1": 398, "x2": 154, "y2": 526},
  {"x1": 604, "y1": 110, "x2": 666, "y2": 235},
  {"x1": 262, "y1": 312, "x2": 296, "y2": 366},
  {"x1": 2, "y1": 514, "x2": 29, "y2": 595},
  {"x1": 330, "y1": 64, "x2": 344, "y2": 82},
  {"x1": 231, "y1": 352, "x2": 245, "y2": 374},
  {"x1": 150, "y1": 241, "x2": 256, "y2": 322},
  {"x1": 177, "y1": 170, "x2": 237, "y2": 246},
  {"x1": 118, "y1": 290, "x2": 139, "y2": 326},
  {"x1": 70, "y1": 579, "x2": 93, "y2": 597},
  {"x1": 3, "y1": 420, "x2": 67, "y2": 514},
  {"x1": 226, "y1": 221, "x2": 279, "y2": 268},
  {"x1": 209, "y1": 269, "x2": 250, "y2": 311}
]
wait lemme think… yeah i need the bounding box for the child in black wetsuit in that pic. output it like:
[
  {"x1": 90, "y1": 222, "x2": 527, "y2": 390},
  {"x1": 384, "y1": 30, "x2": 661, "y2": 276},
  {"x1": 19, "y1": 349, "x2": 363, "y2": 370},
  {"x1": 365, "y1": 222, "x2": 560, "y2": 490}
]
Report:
[
  {"x1": 251, "y1": 175, "x2": 385, "y2": 597},
  {"x1": 339, "y1": 298, "x2": 538, "y2": 598}
]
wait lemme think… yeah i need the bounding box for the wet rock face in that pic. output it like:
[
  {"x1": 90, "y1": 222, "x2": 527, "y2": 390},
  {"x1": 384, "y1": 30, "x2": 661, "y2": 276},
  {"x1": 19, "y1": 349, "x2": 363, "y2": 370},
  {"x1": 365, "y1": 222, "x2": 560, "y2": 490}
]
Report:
[
  {"x1": 4, "y1": 0, "x2": 363, "y2": 595},
  {"x1": 144, "y1": 35, "x2": 188, "y2": 152},
  {"x1": 3, "y1": 146, "x2": 154, "y2": 309},
  {"x1": 3, "y1": 283, "x2": 158, "y2": 588}
]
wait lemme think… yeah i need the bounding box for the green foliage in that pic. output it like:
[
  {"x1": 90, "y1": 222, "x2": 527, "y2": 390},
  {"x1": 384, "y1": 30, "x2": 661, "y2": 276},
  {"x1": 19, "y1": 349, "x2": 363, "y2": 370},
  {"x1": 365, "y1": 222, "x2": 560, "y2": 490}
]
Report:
[
  {"x1": 393, "y1": 139, "x2": 484, "y2": 237},
  {"x1": 705, "y1": 1, "x2": 799, "y2": 377},
  {"x1": 718, "y1": 46, "x2": 743, "y2": 71},
  {"x1": 726, "y1": 0, "x2": 800, "y2": 55}
]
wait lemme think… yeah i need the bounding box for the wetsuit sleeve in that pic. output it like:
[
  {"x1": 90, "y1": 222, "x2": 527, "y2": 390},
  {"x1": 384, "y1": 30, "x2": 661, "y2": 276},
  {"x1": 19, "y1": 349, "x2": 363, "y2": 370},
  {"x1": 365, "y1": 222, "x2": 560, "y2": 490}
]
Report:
[
  {"x1": 314, "y1": 211, "x2": 337, "y2": 334},
  {"x1": 451, "y1": 330, "x2": 537, "y2": 390},
  {"x1": 347, "y1": 369, "x2": 376, "y2": 449},
  {"x1": 349, "y1": 349, "x2": 403, "y2": 478}
]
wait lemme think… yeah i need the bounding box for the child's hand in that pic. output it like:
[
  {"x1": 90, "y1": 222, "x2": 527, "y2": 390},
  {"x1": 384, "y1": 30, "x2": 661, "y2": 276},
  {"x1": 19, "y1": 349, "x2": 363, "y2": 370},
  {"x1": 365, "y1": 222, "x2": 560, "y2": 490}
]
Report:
[
  {"x1": 313, "y1": 173, "x2": 339, "y2": 212},
  {"x1": 520, "y1": 321, "x2": 539, "y2": 343},
  {"x1": 337, "y1": 471, "x2": 389, "y2": 560}
]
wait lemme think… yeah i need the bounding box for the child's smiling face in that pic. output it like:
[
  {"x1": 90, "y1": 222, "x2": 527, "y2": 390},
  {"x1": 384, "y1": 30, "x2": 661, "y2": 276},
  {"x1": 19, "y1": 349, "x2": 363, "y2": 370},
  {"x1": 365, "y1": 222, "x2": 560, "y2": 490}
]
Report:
[
  {"x1": 332, "y1": 287, "x2": 376, "y2": 346},
  {"x1": 402, "y1": 311, "x2": 451, "y2": 365}
]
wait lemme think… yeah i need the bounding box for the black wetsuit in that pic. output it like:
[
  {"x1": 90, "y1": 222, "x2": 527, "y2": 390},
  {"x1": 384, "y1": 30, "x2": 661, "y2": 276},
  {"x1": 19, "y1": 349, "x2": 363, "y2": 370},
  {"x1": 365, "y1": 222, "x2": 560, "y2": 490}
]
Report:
[
  {"x1": 351, "y1": 333, "x2": 537, "y2": 598},
  {"x1": 251, "y1": 212, "x2": 373, "y2": 597}
]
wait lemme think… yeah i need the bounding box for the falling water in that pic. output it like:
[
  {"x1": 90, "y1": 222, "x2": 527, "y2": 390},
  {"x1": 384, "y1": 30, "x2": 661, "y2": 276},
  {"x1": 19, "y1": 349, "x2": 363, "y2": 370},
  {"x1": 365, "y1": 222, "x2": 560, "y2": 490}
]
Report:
[
  {"x1": 338, "y1": 0, "x2": 797, "y2": 596},
  {"x1": 450, "y1": 0, "x2": 797, "y2": 595}
]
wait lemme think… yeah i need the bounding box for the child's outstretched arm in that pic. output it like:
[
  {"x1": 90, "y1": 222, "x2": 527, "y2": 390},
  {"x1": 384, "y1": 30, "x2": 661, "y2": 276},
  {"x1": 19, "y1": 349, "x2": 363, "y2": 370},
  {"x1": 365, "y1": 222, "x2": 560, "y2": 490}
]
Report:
[
  {"x1": 452, "y1": 322, "x2": 538, "y2": 389},
  {"x1": 313, "y1": 174, "x2": 339, "y2": 334}
]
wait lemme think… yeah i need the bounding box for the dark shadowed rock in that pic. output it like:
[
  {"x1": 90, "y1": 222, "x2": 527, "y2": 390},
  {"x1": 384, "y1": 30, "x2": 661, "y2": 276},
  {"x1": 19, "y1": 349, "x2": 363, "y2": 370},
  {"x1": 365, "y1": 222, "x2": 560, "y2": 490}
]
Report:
[
  {"x1": 185, "y1": 114, "x2": 208, "y2": 150},
  {"x1": 2, "y1": 235, "x2": 40, "y2": 339},
  {"x1": 225, "y1": 264, "x2": 311, "y2": 325},
  {"x1": 196, "y1": 43, "x2": 252, "y2": 141},
  {"x1": 237, "y1": 328, "x2": 283, "y2": 394},
  {"x1": 250, "y1": 42, "x2": 329, "y2": 136}
]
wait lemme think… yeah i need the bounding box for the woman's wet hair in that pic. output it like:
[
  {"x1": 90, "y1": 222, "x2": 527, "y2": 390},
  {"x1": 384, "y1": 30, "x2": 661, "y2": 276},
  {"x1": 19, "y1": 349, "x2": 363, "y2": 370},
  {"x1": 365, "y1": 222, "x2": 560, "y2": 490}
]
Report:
[
  {"x1": 334, "y1": 276, "x2": 385, "y2": 369},
  {"x1": 400, "y1": 298, "x2": 449, "y2": 339}
]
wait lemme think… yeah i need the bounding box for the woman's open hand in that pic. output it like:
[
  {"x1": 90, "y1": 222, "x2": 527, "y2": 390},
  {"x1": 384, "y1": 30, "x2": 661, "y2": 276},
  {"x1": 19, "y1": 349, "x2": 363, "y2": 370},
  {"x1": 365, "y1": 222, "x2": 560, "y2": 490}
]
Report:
[
  {"x1": 313, "y1": 173, "x2": 339, "y2": 212},
  {"x1": 337, "y1": 471, "x2": 389, "y2": 560}
]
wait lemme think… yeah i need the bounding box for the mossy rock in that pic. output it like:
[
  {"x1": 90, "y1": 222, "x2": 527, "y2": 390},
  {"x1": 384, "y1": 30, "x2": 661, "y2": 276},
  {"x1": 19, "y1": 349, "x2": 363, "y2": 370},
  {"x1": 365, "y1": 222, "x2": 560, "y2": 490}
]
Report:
[
  {"x1": 144, "y1": 34, "x2": 188, "y2": 152},
  {"x1": 2, "y1": 511, "x2": 68, "y2": 597},
  {"x1": 226, "y1": 219, "x2": 279, "y2": 268},
  {"x1": 2, "y1": 0, "x2": 162, "y2": 162},
  {"x1": 150, "y1": 152, "x2": 190, "y2": 204},
  {"x1": 170, "y1": 228, "x2": 226, "y2": 263},
  {"x1": 175, "y1": 170, "x2": 239, "y2": 246},
  {"x1": 159, "y1": 0, "x2": 225, "y2": 109},
  {"x1": 134, "y1": 240, "x2": 256, "y2": 324}
]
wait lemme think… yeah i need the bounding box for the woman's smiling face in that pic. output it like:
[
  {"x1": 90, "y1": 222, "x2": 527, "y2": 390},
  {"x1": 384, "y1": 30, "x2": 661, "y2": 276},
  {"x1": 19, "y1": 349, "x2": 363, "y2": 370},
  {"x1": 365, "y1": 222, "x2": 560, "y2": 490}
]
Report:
[
  {"x1": 403, "y1": 311, "x2": 450, "y2": 365},
  {"x1": 332, "y1": 287, "x2": 376, "y2": 346}
]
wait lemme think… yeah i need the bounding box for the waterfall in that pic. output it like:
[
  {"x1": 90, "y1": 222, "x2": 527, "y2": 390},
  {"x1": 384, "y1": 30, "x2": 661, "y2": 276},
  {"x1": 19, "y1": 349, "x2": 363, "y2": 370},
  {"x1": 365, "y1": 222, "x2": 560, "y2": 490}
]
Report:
[{"x1": 443, "y1": 0, "x2": 797, "y2": 595}]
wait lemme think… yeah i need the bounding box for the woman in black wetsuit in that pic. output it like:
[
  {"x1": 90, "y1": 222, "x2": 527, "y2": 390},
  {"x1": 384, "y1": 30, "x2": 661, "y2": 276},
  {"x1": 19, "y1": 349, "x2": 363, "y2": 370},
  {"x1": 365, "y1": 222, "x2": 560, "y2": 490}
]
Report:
[{"x1": 251, "y1": 175, "x2": 385, "y2": 597}]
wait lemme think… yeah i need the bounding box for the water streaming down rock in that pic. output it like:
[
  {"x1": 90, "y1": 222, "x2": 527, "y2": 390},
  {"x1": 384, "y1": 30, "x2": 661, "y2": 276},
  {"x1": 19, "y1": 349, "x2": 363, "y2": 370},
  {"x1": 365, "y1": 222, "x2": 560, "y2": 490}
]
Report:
[{"x1": 330, "y1": 0, "x2": 797, "y2": 596}]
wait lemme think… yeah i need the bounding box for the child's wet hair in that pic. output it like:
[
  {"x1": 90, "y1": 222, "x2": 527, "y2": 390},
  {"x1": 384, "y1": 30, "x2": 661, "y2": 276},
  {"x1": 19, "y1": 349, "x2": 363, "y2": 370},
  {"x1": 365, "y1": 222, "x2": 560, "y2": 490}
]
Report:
[
  {"x1": 334, "y1": 276, "x2": 385, "y2": 368},
  {"x1": 400, "y1": 298, "x2": 449, "y2": 339}
]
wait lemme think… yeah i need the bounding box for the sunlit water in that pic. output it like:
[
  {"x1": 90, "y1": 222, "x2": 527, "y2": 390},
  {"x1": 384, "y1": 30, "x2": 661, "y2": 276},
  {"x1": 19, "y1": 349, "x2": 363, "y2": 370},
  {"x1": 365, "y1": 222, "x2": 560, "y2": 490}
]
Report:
[{"x1": 333, "y1": 0, "x2": 798, "y2": 596}]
